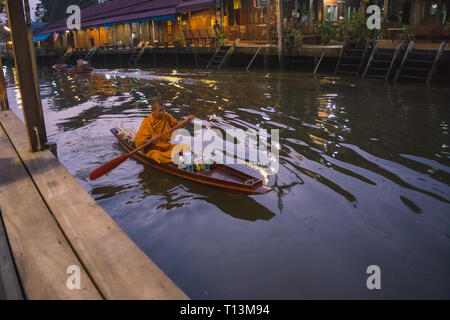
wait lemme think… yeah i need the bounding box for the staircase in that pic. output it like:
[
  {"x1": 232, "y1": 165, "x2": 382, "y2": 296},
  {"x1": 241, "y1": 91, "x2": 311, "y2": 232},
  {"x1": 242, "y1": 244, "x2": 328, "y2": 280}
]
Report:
[
  {"x1": 80, "y1": 46, "x2": 98, "y2": 63},
  {"x1": 395, "y1": 42, "x2": 446, "y2": 85},
  {"x1": 206, "y1": 39, "x2": 240, "y2": 69},
  {"x1": 127, "y1": 45, "x2": 147, "y2": 66},
  {"x1": 362, "y1": 43, "x2": 402, "y2": 80},
  {"x1": 334, "y1": 41, "x2": 370, "y2": 76},
  {"x1": 56, "y1": 49, "x2": 74, "y2": 64}
]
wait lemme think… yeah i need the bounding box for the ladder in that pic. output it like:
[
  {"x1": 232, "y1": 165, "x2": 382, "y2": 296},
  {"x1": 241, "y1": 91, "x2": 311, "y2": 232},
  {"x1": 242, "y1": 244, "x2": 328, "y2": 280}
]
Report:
[
  {"x1": 334, "y1": 41, "x2": 370, "y2": 76},
  {"x1": 127, "y1": 45, "x2": 147, "y2": 66},
  {"x1": 395, "y1": 42, "x2": 446, "y2": 85},
  {"x1": 362, "y1": 43, "x2": 402, "y2": 81},
  {"x1": 56, "y1": 49, "x2": 74, "y2": 64},
  {"x1": 246, "y1": 46, "x2": 264, "y2": 71},
  {"x1": 83, "y1": 46, "x2": 98, "y2": 63},
  {"x1": 206, "y1": 39, "x2": 240, "y2": 69},
  {"x1": 313, "y1": 51, "x2": 325, "y2": 75}
]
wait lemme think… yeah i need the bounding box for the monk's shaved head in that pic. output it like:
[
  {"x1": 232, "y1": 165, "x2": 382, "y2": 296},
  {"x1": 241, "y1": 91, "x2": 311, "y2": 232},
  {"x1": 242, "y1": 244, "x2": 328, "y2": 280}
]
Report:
[{"x1": 151, "y1": 100, "x2": 165, "y2": 120}]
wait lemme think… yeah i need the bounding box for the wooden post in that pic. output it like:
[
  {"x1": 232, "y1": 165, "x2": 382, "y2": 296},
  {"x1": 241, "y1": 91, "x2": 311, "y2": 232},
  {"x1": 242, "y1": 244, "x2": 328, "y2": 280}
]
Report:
[
  {"x1": 221, "y1": 0, "x2": 225, "y2": 29},
  {"x1": 85, "y1": 30, "x2": 89, "y2": 48},
  {"x1": 309, "y1": 0, "x2": 313, "y2": 24},
  {"x1": 188, "y1": 11, "x2": 192, "y2": 30},
  {"x1": 317, "y1": 0, "x2": 324, "y2": 22},
  {"x1": 147, "y1": 21, "x2": 150, "y2": 42},
  {"x1": 267, "y1": 0, "x2": 271, "y2": 44},
  {"x1": 98, "y1": 27, "x2": 101, "y2": 46},
  {"x1": 360, "y1": 0, "x2": 367, "y2": 19},
  {"x1": 152, "y1": 20, "x2": 155, "y2": 43},
  {"x1": 122, "y1": 24, "x2": 125, "y2": 45},
  {"x1": 412, "y1": 0, "x2": 422, "y2": 25},
  {"x1": 0, "y1": 57, "x2": 9, "y2": 111},
  {"x1": 383, "y1": 0, "x2": 389, "y2": 19},
  {"x1": 5, "y1": 0, "x2": 47, "y2": 152},
  {"x1": 276, "y1": 0, "x2": 284, "y2": 68},
  {"x1": 113, "y1": 25, "x2": 116, "y2": 45},
  {"x1": 130, "y1": 23, "x2": 133, "y2": 46},
  {"x1": 73, "y1": 31, "x2": 77, "y2": 48}
]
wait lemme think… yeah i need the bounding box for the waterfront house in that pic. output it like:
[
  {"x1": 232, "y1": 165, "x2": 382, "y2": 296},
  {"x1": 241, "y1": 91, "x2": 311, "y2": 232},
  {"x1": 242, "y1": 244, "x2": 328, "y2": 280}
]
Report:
[{"x1": 31, "y1": 0, "x2": 449, "y2": 51}]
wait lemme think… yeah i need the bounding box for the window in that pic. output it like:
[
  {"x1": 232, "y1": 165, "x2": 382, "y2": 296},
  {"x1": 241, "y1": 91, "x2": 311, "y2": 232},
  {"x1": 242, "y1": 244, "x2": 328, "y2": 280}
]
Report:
[
  {"x1": 344, "y1": 7, "x2": 358, "y2": 21},
  {"x1": 388, "y1": 0, "x2": 413, "y2": 24},
  {"x1": 325, "y1": 5, "x2": 338, "y2": 21}
]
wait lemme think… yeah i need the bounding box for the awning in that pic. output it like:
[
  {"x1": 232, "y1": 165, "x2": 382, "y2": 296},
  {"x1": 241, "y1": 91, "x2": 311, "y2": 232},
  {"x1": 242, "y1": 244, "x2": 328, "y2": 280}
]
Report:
[
  {"x1": 176, "y1": 0, "x2": 215, "y2": 13},
  {"x1": 131, "y1": 14, "x2": 176, "y2": 23},
  {"x1": 33, "y1": 33, "x2": 51, "y2": 42}
]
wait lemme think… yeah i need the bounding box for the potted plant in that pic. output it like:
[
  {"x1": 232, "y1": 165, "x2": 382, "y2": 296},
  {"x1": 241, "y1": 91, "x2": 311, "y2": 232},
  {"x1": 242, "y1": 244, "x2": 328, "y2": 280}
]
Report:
[
  {"x1": 400, "y1": 25, "x2": 415, "y2": 47},
  {"x1": 284, "y1": 18, "x2": 303, "y2": 50}
]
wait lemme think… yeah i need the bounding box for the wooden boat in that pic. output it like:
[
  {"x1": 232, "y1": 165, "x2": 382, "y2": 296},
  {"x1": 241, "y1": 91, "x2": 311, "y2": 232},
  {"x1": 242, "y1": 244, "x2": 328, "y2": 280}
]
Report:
[
  {"x1": 53, "y1": 64, "x2": 93, "y2": 74},
  {"x1": 111, "y1": 128, "x2": 271, "y2": 195}
]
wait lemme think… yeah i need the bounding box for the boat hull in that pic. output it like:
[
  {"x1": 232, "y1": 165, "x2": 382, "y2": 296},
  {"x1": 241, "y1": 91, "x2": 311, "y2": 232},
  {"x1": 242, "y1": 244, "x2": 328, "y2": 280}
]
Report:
[
  {"x1": 53, "y1": 64, "x2": 93, "y2": 74},
  {"x1": 111, "y1": 128, "x2": 271, "y2": 195}
]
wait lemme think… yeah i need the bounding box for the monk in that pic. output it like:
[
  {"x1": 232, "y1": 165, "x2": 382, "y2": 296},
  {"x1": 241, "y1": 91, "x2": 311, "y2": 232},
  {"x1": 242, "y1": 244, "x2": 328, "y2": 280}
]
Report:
[{"x1": 134, "y1": 100, "x2": 193, "y2": 163}]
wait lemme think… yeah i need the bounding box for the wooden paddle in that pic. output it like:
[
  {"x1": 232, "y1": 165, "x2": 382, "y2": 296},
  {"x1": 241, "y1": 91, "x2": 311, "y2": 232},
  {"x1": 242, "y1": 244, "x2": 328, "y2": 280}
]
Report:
[{"x1": 89, "y1": 116, "x2": 194, "y2": 180}]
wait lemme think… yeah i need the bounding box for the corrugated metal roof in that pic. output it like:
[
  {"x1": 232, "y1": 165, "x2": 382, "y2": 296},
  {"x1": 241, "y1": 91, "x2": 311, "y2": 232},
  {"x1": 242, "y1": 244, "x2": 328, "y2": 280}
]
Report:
[
  {"x1": 36, "y1": 0, "x2": 181, "y2": 35},
  {"x1": 176, "y1": 0, "x2": 216, "y2": 13}
]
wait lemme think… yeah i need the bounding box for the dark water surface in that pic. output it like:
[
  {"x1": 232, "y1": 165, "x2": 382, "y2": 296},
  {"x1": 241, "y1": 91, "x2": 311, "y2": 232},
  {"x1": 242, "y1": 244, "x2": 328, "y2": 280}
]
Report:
[{"x1": 4, "y1": 65, "x2": 449, "y2": 299}]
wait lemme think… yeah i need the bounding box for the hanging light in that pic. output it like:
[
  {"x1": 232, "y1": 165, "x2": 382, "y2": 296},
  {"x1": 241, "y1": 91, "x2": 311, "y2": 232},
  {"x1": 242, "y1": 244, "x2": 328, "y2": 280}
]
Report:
[{"x1": 4, "y1": 26, "x2": 11, "y2": 32}]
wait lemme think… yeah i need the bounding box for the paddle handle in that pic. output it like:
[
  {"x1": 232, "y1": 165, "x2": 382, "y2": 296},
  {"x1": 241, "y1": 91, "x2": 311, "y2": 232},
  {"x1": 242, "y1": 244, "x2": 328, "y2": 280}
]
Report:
[{"x1": 129, "y1": 116, "x2": 193, "y2": 156}]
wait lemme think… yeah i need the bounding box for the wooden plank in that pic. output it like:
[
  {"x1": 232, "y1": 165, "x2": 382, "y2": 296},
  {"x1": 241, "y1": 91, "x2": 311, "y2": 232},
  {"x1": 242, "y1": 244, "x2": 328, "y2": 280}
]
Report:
[
  {"x1": 0, "y1": 212, "x2": 23, "y2": 299},
  {"x1": 276, "y1": 0, "x2": 284, "y2": 68},
  {"x1": 0, "y1": 124, "x2": 101, "y2": 300},
  {"x1": 5, "y1": 0, "x2": 47, "y2": 152},
  {"x1": 0, "y1": 110, "x2": 189, "y2": 300}
]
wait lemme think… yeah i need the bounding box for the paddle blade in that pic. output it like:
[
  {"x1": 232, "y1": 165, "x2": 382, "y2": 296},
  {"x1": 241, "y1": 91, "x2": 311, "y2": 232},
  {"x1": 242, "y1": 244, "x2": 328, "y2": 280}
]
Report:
[{"x1": 89, "y1": 153, "x2": 130, "y2": 180}]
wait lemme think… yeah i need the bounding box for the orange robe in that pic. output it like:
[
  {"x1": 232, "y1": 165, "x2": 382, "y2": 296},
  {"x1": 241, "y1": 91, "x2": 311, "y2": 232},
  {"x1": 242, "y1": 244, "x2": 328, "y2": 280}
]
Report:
[{"x1": 134, "y1": 112, "x2": 188, "y2": 163}]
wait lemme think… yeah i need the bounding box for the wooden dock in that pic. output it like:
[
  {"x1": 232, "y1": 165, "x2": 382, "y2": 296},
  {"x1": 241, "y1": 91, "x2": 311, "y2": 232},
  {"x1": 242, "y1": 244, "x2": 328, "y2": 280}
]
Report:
[{"x1": 0, "y1": 109, "x2": 189, "y2": 300}]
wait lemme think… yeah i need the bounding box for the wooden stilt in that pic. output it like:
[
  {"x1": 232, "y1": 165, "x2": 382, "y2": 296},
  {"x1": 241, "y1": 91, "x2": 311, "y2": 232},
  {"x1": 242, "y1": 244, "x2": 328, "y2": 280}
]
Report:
[
  {"x1": 0, "y1": 57, "x2": 9, "y2": 111},
  {"x1": 276, "y1": 0, "x2": 284, "y2": 68},
  {"x1": 113, "y1": 25, "x2": 116, "y2": 46},
  {"x1": 5, "y1": 0, "x2": 47, "y2": 152}
]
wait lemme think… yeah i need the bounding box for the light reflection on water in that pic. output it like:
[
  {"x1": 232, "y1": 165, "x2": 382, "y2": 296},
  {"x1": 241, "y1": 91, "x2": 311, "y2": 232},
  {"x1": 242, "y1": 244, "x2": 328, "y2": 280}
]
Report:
[{"x1": 4, "y1": 65, "x2": 449, "y2": 299}]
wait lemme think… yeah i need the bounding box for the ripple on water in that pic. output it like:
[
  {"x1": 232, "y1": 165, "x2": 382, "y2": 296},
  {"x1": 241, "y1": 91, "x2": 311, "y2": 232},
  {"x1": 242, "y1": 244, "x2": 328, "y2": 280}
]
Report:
[{"x1": 4, "y1": 66, "x2": 449, "y2": 299}]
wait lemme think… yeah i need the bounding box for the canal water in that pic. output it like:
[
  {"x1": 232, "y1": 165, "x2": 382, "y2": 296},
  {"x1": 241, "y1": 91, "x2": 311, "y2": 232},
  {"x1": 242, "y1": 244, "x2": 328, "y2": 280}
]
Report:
[{"x1": 4, "y1": 64, "x2": 449, "y2": 299}]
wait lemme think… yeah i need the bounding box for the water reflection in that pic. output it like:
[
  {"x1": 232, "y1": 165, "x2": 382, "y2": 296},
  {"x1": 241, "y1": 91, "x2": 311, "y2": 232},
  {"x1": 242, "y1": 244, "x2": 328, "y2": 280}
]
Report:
[{"x1": 139, "y1": 166, "x2": 276, "y2": 221}]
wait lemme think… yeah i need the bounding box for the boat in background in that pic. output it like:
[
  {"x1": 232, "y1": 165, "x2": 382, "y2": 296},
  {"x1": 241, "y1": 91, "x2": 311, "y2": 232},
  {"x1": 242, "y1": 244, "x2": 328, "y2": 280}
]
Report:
[{"x1": 53, "y1": 64, "x2": 94, "y2": 74}]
